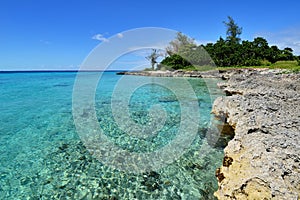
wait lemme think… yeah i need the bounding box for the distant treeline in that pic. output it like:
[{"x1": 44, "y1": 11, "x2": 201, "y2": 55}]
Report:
[
  {"x1": 204, "y1": 36, "x2": 294, "y2": 67},
  {"x1": 152, "y1": 17, "x2": 298, "y2": 70}
]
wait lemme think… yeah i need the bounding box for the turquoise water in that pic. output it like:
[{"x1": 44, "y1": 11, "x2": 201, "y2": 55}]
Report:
[{"x1": 0, "y1": 71, "x2": 225, "y2": 199}]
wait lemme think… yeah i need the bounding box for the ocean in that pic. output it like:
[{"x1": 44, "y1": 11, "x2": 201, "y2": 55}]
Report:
[{"x1": 0, "y1": 71, "x2": 226, "y2": 199}]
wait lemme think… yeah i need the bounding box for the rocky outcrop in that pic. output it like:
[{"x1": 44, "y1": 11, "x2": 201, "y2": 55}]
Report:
[
  {"x1": 119, "y1": 70, "x2": 224, "y2": 78},
  {"x1": 212, "y1": 70, "x2": 300, "y2": 199}
]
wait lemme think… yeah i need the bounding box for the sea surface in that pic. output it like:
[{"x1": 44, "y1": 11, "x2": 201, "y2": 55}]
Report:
[{"x1": 0, "y1": 71, "x2": 227, "y2": 199}]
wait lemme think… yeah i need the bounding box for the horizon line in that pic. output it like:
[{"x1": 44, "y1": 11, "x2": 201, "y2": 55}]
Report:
[{"x1": 0, "y1": 69, "x2": 140, "y2": 73}]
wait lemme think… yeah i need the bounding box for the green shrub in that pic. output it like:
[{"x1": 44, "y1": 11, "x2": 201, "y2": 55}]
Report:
[
  {"x1": 160, "y1": 54, "x2": 192, "y2": 70},
  {"x1": 243, "y1": 59, "x2": 261, "y2": 66},
  {"x1": 261, "y1": 59, "x2": 271, "y2": 66}
]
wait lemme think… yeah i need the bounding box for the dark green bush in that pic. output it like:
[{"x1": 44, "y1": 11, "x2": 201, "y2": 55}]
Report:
[{"x1": 160, "y1": 54, "x2": 192, "y2": 70}]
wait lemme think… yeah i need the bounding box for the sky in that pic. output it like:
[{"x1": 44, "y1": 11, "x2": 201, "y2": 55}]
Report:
[{"x1": 1, "y1": 0, "x2": 300, "y2": 71}]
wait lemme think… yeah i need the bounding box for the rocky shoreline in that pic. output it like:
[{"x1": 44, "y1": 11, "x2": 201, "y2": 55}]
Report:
[
  {"x1": 122, "y1": 69, "x2": 300, "y2": 199},
  {"x1": 212, "y1": 70, "x2": 300, "y2": 199},
  {"x1": 118, "y1": 69, "x2": 228, "y2": 79}
]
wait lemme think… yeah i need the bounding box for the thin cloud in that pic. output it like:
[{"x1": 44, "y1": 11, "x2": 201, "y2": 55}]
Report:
[
  {"x1": 117, "y1": 33, "x2": 123, "y2": 38},
  {"x1": 108, "y1": 57, "x2": 150, "y2": 70},
  {"x1": 127, "y1": 42, "x2": 169, "y2": 52},
  {"x1": 255, "y1": 27, "x2": 300, "y2": 55},
  {"x1": 114, "y1": 60, "x2": 148, "y2": 66},
  {"x1": 92, "y1": 34, "x2": 109, "y2": 42},
  {"x1": 40, "y1": 39, "x2": 51, "y2": 45}
]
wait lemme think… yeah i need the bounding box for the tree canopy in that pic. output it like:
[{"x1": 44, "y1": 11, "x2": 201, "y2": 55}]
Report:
[
  {"x1": 158, "y1": 16, "x2": 296, "y2": 70},
  {"x1": 145, "y1": 49, "x2": 161, "y2": 70},
  {"x1": 159, "y1": 32, "x2": 213, "y2": 70},
  {"x1": 224, "y1": 16, "x2": 242, "y2": 44}
]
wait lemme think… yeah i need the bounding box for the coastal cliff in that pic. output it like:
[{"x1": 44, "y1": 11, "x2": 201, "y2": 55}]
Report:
[{"x1": 212, "y1": 70, "x2": 300, "y2": 199}]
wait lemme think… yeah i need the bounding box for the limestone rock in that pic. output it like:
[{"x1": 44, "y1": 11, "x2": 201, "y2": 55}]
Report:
[
  {"x1": 212, "y1": 70, "x2": 300, "y2": 199},
  {"x1": 121, "y1": 70, "x2": 223, "y2": 78}
]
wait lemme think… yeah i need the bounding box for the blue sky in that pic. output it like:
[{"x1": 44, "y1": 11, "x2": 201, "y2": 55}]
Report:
[{"x1": 1, "y1": 0, "x2": 300, "y2": 70}]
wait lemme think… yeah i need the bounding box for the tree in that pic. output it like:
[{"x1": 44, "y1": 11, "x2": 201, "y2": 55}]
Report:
[
  {"x1": 146, "y1": 49, "x2": 161, "y2": 70},
  {"x1": 223, "y1": 16, "x2": 242, "y2": 44},
  {"x1": 160, "y1": 17, "x2": 296, "y2": 69},
  {"x1": 203, "y1": 17, "x2": 243, "y2": 67},
  {"x1": 282, "y1": 47, "x2": 294, "y2": 61},
  {"x1": 296, "y1": 56, "x2": 300, "y2": 66},
  {"x1": 252, "y1": 37, "x2": 269, "y2": 60},
  {"x1": 165, "y1": 32, "x2": 213, "y2": 67},
  {"x1": 160, "y1": 54, "x2": 192, "y2": 70},
  {"x1": 267, "y1": 45, "x2": 281, "y2": 63},
  {"x1": 166, "y1": 32, "x2": 196, "y2": 56},
  {"x1": 187, "y1": 45, "x2": 213, "y2": 66}
]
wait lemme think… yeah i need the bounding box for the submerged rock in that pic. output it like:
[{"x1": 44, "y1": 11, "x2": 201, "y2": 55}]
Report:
[
  {"x1": 212, "y1": 70, "x2": 300, "y2": 199},
  {"x1": 141, "y1": 171, "x2": 162, "y2": 192}
]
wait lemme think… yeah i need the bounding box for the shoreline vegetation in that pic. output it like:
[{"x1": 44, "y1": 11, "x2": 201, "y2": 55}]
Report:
[{"x1": 140, "y1": 16, "x2": 300, "y2": 73}]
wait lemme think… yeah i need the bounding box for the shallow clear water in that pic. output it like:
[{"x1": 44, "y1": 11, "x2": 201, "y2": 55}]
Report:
[{"x1": 0, "y1": 71, "x2": 225, "y2": 199}]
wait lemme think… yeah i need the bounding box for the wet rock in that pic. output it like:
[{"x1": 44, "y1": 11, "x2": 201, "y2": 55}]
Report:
[
  {"x1": 200, "y1": 182, "x2": 218, "y2": 200},
  {"x1": 158, "y1": 96, "x2": 178, "y2": 103},
  {"x1": 188, "y1": 162, "x2": 203, "y2": 170},
  {"x1": 58, "y1": 143, "x2": 68, "y2": 151},
  {"x1": 141, "y1": 171, "x2": 162, "y2": 192},
  {"x1": 20, "y1": 176, "x2": 31, "y2": 185}
]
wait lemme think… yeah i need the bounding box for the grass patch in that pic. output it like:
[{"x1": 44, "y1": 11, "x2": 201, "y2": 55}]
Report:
[
  {"x1": 216, "y1": 61, "x2": 300, "y2": 73},
  {"x1": 216, "y1": 66, "x2": 268, "y2": 70},
  {"x1": 146, "y1": 61, "x2": 300, "y2": 73},
  {"x1": 182, "y1": 65, "x2": 216, "y2": 71},
  {"x1": 269, "y1": 61, "x2": 300, "y2": 72}
]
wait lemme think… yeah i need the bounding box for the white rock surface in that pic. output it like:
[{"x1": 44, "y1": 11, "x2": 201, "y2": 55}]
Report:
[{"x1": 212, "y1": 70, "x2": 300, "y2": 199}]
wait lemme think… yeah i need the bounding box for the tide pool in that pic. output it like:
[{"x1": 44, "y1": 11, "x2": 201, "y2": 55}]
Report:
[{"x1": 0, "y1": 71, "x2": 226, "y2": 199}]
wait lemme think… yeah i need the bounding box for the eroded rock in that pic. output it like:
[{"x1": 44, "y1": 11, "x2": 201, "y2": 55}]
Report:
[
  {"x1": 212, "y1": 70, "x2": 300, "y2": 199},
  {"x1": 121, "y1": 70, "x2": 223, "y2": 78}
]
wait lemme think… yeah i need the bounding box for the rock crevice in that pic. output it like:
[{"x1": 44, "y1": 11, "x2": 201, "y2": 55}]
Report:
[{"x1": 212, "y1": 70, "x2": 300, "y2": 199}]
